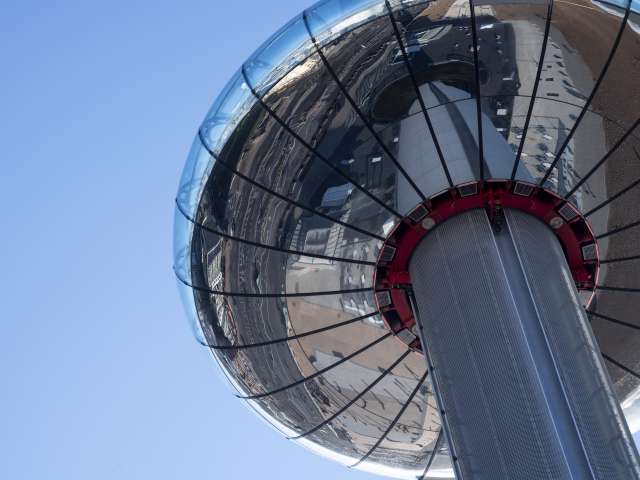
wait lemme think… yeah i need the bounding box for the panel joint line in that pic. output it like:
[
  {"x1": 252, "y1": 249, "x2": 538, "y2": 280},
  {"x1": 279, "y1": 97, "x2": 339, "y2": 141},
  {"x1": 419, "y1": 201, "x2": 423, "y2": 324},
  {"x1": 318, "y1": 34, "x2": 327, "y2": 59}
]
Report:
[
  {"x1": 239, "y1": 66, "x2": 404, "y2": 219},
  {"x1": 237, "y1": 333, "x2": 393, "y2": 400},
  {"x1": 419, "y1": 429, "x2": 445, "y2": 480},
  {"x1": 176, "y1": 273, "x2": 373, "y2": 298},
  {"x1": 565, "y1": 118, "x2": 639, "y2": 199},
  {"x1": 196, "y1": 130, "x2": 386, "y2": 241},
  {"x1": 602, "y1": 353, "x2": 640, "y2": 379},
  {"x1": 287, "y1": 349, "x2": 412, "y2": 439},
  {"x1": 301, "y1": 10, "x2": 428, "y2": 202},
  {"x1": 176, "y1": 199, "x2": 377, "y2": 267},
  {"x1": 511, "y1": 0, "x2": 554, "y2": 180},
  {"x1": 350, "y1": 370, "x2": 429, "y2": 468},
  {"x1": 202, "y1": 312, "x2": 379, "y2": 350},
  {"x1": 588, "y1": 311, "x2": 640, "y2": 331},
  {"x1": 469, "y1": 0, "x2": 486, "y2": 181}
]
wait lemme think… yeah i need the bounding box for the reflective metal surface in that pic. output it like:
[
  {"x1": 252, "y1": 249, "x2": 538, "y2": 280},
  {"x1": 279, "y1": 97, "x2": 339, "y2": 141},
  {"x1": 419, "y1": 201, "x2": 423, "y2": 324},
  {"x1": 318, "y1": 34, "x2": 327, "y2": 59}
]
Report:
[
  {"x1": 411, "y1": 208, "x2": 640, "y2": 479},
  {"x1": 174, "y1": 1, "x2": 640, "y2": 478}
]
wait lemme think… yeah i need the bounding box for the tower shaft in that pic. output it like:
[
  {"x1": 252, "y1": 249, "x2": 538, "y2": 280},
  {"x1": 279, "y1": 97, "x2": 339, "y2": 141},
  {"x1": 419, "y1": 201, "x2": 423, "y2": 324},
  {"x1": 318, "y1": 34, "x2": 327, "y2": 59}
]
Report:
[{"x1": 409, "y1": 208, "x2": 640, "y2": 480}]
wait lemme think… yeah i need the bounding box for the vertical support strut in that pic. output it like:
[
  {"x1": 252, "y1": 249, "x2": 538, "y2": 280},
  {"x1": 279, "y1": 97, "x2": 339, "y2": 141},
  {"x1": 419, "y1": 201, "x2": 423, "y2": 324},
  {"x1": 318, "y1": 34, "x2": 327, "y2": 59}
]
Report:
[{"x1": 409, "y1": 208, "x2": 640, "y2": 480}]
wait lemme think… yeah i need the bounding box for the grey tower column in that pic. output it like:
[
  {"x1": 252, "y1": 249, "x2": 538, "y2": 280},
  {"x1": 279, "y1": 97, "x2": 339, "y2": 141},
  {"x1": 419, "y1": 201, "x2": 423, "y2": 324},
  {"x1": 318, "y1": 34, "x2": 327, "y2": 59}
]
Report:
[{"x1": 409, "y1": 208, "x2": 640, "y2": 480}]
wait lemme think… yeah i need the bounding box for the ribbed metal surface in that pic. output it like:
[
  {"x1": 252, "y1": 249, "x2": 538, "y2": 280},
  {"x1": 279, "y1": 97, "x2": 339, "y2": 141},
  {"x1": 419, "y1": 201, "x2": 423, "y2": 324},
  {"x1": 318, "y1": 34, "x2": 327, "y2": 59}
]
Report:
[
  {"x1": 506, "y1": 209, "x2": 640, "y2": 480},
  {"x1": 409, "y1": 208, "x2": 640, "y2": 480}
]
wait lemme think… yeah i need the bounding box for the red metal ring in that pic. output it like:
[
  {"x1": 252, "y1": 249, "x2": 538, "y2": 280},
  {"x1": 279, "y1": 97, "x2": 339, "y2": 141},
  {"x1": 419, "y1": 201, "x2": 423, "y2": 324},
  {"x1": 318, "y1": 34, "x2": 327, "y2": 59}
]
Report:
[{"x1": 373, "y1": 180, "x2": 600, "y2": 353}]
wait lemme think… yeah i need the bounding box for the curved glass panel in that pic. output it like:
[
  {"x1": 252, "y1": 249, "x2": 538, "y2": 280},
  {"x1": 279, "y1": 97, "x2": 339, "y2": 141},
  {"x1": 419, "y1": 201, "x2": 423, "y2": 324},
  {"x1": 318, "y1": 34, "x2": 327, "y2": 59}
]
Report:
[
  {"x1": 300, "y1": 368, "x2": 430, "y2": 468},
  {"x1": 174, "y1": 207, "x2": 212, "y2": 345},
  {"x1": 573, "y1": 7, "x2": 639, "y2": 131},
  {"x1": 212, "y1": 90, "x2": 402, "y2": 237},
  {"x1": 200, "y1": 70, "x2": 255, "y2": 156},
  {"x1": 520, "y1": 0, "x2": 629, "y2": 184},
  {"x1": 562, "y1": 121, "x2": 639, "y2": 226},
  {"x1": 243, "y1": 15, "x2": 315, "y2": 98},
  {"x1": 473, "y1": 0, "x2": 552, "y2": 178},
  {"x1": 549, "y1": 10, "x2": 640, "y2": 200},
  {"x1": 209, "y1": 316, "x2": 388, "y2": 398},
  {"x1": 591, "y1": 288, "x2": 640, "y2": 393},
  {"x1": 176, "y1": 135, "x2": 217, "y2": 219},
  {"x1": 193, "y1": 289, "x2": 379, "y2": 349},
  {"x1": 179, "y1": 220, "x2": 375, "y2": 296},
  {"x1": 513, "y1": 97, "x2": 584, "y2": 186},
  {"x1": 392, "y1": 0, "x2": 481, "y2": 186},
  {"x1": 423, "y1": 98, "x2": 481, "y2": 185},
  {"x1": 424, "y1": 439, "x2": 455, "y2": 479},
  {"x1": 175, "y1": 278, "x2": 205, "y2": 346},
  {"x1": 356, "y1": 376, "x2": 440, "y2": 472},
  {"x1": 257, "y1": 50, "x2": 420, "y2": 215},
  {"x1": 173, "y1": 207, "x2": 192, "y2": 282},
  {"x1": 235, "y1": 332, "x2": 404, "y2": 430},
  {"x1": 192, "y1": 158, "x2": 383, "y2": 261},
  {"x1": 314, "y1": 6, "x2": 452, "y2": 200},
  {"x1": 305, "y1": 0, "x2": 386, "y2": 45},
  {"x1": 542, "y1": 114, "x2": 629, "y2": 199}
]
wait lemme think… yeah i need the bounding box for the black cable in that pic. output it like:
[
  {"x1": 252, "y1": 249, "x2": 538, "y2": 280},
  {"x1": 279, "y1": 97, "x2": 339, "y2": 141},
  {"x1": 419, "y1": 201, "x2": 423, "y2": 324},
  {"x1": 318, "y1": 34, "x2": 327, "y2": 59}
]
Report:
[
  {"x1": 586, "y1": 176, "x2": 640, "y2": 218},
  {"x1": 201, "y1": 311, "x2": 380, "y2": 350},
  {"x1": 176, "y1": 273, "x2": 373, "y2": 298},
  {"x1": 596, "y1": 285, "x2": 640, "y2": 293},
  {"x1": 584, "y1": 144, "x2": 640, "y2": 217},
  {"x1": 565, "y1": 118, "x2": 639, "y2": 198},
  {"x1": 384, "y1": 0, "x2": 453, "y2": 187},
  {"x1": 588, "y1": 311, "x2": 640, "y2": 331},
  {"x1": 237, "y1": 332, "x2": 393, "y2": 400},
  {"x1": 176, "y1": 200, "x2": 376, "y2": 267},
  {"x1": 596, "y1": 219, "x2": 640, "y2": 240},
  {"x1": 351, "y1": 370, "x2": 429, "y2": 467},
  {"x1": 511, "y1": 0, "x2": 554, "y2": 180},
  {"x1": 195, "y1": 129, "x2": 387, "y2": 242},
  {"x1": 600, "y1": 254, "x2": 640, "y2": 265},
  {"x1": 602, "y1": 353, "x2": 640, "y2": 379},
  {"x1": 539, "y1": 0, "x2": 632, "y2": 185},
  {"x1": 301, "y1": 11, "x2": 428, "y2": 202},
  {"x1": 239, "y1": 66, "x2": 405, "y2": 219},
  {"x1": 288, "y1": 349, "x2": 412, "y2": 439},
  {"x1": 469, "y1": 0, "x2": 485, "y2": 181}
]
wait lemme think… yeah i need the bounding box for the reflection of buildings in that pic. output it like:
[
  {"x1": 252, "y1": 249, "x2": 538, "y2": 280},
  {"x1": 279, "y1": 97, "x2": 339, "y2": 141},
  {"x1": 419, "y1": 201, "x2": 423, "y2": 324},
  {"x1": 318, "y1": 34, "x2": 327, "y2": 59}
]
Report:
[
  {"x1": 204, "y1": 237, "x2": 237, "y2": 341},
  {"x1": 396, "y1": 12, "x2": 524, "y2": 208},
  {"x1": 205, "y1": 237, "x2": 223, "y2": 290},
  {"x1": 288, "y1": 183, "x2": 375, "y2": 315}
]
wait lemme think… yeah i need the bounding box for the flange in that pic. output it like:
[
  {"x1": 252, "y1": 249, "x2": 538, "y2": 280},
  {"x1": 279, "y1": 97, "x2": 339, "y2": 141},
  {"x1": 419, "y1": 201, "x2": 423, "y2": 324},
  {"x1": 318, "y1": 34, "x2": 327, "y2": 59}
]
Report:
[{"x1": 374, "y1": 180, "x2": 600, "y2": 353}]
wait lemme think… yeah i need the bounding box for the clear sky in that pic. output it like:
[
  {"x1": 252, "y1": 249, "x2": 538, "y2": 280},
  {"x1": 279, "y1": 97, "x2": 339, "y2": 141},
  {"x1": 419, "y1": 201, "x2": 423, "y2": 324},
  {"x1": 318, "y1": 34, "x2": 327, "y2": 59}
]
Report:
[
  {"x1": 1, "y1": 2, "x2": 639, "y2": 480},
  {"x1": 0, "y1": 1, "x2": 377, "y2": 479}
]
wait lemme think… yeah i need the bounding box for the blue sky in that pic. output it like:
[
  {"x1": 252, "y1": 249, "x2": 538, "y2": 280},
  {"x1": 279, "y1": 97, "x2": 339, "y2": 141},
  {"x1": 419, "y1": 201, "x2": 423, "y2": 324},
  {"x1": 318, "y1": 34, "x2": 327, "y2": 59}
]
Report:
[
  {"x1": 1, "y1": 2, "x2": 639, "y2": 480},
  {"x1": 0, "y1": 1, "x2": 377, "y2": 479}
]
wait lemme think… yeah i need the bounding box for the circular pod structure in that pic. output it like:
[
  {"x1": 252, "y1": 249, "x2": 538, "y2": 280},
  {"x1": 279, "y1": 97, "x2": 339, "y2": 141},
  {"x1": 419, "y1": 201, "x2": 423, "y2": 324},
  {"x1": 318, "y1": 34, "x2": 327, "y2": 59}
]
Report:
[{"x1": 174, "y1": 1, "x2": 640, "y2": 478}]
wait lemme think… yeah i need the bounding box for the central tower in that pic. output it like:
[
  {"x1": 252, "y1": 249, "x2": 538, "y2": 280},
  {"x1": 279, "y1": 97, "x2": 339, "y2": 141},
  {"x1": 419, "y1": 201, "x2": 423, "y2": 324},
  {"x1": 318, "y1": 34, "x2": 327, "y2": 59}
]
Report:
[{"x1": 410, "y1": 207, "x2": 637, "y2": 479}]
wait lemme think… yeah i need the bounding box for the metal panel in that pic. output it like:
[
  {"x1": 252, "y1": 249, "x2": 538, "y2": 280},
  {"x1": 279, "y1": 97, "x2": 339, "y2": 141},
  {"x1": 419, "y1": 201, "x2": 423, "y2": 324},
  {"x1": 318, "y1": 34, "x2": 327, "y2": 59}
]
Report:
[{"x1": 409, "y1": 208, "x2": 640, "y2": 479}]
